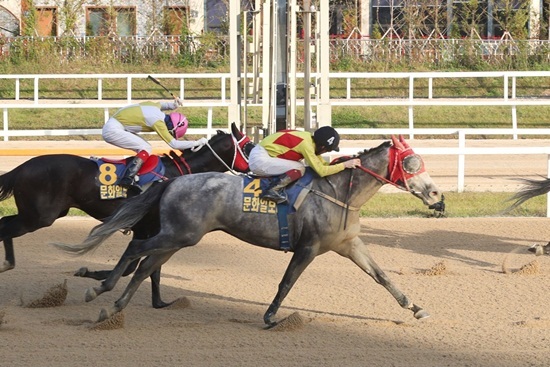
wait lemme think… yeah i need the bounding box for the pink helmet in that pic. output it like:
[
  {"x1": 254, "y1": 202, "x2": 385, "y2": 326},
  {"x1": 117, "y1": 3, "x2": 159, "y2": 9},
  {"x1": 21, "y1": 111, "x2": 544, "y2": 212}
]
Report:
[{"x1": 168, "y1": 112, "x2": 188, "y2": 139}]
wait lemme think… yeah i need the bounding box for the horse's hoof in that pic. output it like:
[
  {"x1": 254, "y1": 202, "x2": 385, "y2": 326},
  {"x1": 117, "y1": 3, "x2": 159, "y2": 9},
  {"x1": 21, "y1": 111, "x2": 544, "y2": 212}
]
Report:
[
  {"x1": 0, "y1": 261, "x2": 14, "y2": 273},
  {"x1": 85, "y1": 287, "x2": 98, "y2": 302},
  {"x1": 98, "y1": 308, "x2": 110, "y2": 322},
  {"x1": 414, "y1": 309, "x2": 430, "y2": 319},
  {"x1": 74, "y1": 267, "x2": 88, "y2": 277},
  {"x1": 263, "y1": 321, "x2": 278, "y2": 330}
]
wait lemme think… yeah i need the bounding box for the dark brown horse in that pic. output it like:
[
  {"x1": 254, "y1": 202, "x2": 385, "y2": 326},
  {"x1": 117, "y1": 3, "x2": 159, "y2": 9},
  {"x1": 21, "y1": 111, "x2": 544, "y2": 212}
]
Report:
[{"x1": 0, "y1": 122, "x2": 253, "y2": 307}]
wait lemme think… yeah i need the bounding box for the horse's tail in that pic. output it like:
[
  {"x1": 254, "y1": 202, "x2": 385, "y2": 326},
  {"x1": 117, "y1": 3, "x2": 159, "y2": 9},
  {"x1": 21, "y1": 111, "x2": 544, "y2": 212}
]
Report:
[
  {"x1": 506, "y1": 176, "x2": 550, "y2": 212},
  {"x1": 52, "y1": 180, "x2": 173, "y2": 255},
  {"x1": 0, "y1": 168, "x2": 18, "y2": 202}
]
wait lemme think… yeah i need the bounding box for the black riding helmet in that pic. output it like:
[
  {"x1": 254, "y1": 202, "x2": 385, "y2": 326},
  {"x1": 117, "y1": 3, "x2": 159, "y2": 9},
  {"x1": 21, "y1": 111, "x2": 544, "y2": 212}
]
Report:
[{"x1": 313, "y1": 126, "x2": 340, "y2": 153}]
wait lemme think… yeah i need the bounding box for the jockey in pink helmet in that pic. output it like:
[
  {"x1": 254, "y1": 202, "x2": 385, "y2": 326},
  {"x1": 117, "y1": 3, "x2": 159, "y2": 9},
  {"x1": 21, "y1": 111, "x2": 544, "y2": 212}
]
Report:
[{"x1": 102, "y1": 100, "x2": 208, "y2": 189}]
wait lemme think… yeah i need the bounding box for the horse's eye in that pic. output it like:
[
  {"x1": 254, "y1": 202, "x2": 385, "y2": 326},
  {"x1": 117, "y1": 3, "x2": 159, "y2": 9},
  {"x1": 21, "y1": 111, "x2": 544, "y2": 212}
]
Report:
[{"x1": 402, "y1": 154, "x2": 423, "y2": 174}]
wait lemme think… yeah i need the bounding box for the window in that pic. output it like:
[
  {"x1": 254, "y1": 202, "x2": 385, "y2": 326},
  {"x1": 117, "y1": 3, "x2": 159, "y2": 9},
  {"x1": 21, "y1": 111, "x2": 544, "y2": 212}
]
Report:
[
  {"x1": 36, "y1": 7, "x2": 57, "y2": 36},
  {"x1": 0, "y1": 6, "x2": 20, "y2": 36},
  {"x1": 86, "y1": 7, "x2": 136, "y2": 36},
  {"x1": 163, "y1": 6, "x2": 189, "y2": 35},
  {"x1": 116, "y1": 8, "x2": 136, "y2": 36}
]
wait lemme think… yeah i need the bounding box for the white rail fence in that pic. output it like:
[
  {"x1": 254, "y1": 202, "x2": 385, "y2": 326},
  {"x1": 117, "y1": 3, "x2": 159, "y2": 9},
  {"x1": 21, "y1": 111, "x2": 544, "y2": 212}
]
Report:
[
  {"x1": 1, "y1": 71, "x2": 550, "y2": 214},
  {"x1": 1, "y1": 71, "x2": 549, "y2": 139}
]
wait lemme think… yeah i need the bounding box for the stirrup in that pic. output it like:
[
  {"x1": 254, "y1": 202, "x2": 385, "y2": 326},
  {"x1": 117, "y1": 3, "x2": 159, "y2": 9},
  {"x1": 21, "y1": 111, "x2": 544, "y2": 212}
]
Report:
[
  {"x1": 261, "y1": 190, "x2": 287, "y2": 204},
  {"x1": 119, "y1": 175, "x2": 138, "y2": 187}
]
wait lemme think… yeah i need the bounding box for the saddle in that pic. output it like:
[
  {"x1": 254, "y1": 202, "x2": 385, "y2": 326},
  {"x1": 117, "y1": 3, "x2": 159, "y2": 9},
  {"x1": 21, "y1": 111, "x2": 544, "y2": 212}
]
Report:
[
  {"x1": 93, "y1": 155, "x2": 166, "y2": 199},
  {"x1": 241, "y1": 169, "x2": 317, "y2": 252}
]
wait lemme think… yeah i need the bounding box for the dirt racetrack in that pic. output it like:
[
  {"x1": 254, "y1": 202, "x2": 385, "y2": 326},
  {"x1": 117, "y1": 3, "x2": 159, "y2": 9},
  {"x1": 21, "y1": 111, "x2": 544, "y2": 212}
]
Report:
[
  {"x1": 1, "y1": 138, "x2": 550, "y2": 366},
  {"x1": 1, "y1": 216, "x2": 550, "y2": 367}
]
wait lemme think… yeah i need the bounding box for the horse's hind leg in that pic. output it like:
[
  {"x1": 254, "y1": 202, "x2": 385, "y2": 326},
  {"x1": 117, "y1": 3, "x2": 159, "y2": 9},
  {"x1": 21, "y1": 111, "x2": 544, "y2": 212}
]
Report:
[
  {"x1": 84, "y1": 240, "x2": 144, "y2": 302},
  {"x1": 149, "y1": 267, "x2": 171, "y2": 308},
  {"x1": 74, "y1": 258, "x2": 140, "y2": 280},
  {"x1": 0, "y1": 237, "x2": 15, "y2": 273},
  {"x1": 0, "y1": 215, "x2": 18, "y2": 271},
  {"x1": 0, "y1": 208, "x2": 65, "y2": 272},
  {"x1": 341, "y1": 237, "x2": 428, "y2": 319},
  {"x1": 0, "y1": 215, "x2": 35, "y2": 272},
  {"x1": 98, "y1": 252, "x2": 175, "y2": 322},
  {"x1": 77, "y1": 260, "x2": 169, "y2": 308}
]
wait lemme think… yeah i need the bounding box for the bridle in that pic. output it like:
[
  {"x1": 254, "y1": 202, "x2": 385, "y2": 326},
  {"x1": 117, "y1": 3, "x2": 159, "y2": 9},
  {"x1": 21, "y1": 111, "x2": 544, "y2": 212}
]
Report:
[
  {"x1": 205, "y1": 131, "x2": 252, "y2": 175},
  {"x1": 162, "y1": 132, "x2": 252, "y2": 178},
  {"x1": 357, "y1": 140, "x2": 425, "y2": 193},
  {"x1": 309, "y1": 135, "x2": 427, "y2": 219}
]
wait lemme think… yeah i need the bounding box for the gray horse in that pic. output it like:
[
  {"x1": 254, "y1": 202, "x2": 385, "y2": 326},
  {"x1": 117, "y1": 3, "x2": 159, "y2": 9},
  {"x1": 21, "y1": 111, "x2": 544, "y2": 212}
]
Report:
[{"x1": 55, "y1": 135, "x2": 443, "y2": 327}]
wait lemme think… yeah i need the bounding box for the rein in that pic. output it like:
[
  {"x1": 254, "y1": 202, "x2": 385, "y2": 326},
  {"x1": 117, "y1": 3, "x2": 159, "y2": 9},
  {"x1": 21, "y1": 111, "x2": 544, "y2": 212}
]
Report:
[
  {"x1": 356, "y1": 165, "x2": 409, "y2": 192},
  {"x1": 312, "y1": 140, "x2": 425, "y2": 216},
  {"x1": 205, "y1": 133, "x2": 251, "y2": 175}
]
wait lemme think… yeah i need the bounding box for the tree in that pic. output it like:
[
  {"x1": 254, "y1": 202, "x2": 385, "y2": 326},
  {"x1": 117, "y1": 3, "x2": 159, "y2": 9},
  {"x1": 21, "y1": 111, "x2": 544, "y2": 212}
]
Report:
[{"x1": 490, "y1": 0, "x2": 530, "y2": 39}]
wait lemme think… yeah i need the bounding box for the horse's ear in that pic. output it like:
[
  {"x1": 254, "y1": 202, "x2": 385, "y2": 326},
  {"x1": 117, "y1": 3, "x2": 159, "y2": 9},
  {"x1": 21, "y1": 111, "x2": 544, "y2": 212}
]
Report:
[
  {"x1": 231, "y1": 122, "x2": 243, "y2": 139},
  {"x1": 399, "y1": 135, "x2": 410, "y2": 149},
  {"x1": 391, "y1": 135, "x2": 404, "y2": 150}
]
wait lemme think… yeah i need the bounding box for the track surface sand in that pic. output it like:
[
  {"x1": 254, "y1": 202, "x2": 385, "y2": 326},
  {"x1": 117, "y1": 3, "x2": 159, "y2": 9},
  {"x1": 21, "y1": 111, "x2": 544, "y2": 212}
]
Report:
[{"x1": 1, "y1": 138, "x2": 550, "y2": 366}]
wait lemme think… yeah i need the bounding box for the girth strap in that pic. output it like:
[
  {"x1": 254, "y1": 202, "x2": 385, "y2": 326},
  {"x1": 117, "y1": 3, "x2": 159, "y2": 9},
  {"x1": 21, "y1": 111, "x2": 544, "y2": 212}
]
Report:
[{"x1": 298, "y1": 185, "x2": 360, "y2": 211}]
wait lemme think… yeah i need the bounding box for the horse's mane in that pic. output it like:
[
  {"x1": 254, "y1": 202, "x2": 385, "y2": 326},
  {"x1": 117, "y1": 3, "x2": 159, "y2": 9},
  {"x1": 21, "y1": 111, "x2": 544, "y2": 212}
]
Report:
[{"x1": 330, "y1": 141, "x2": 391, "y2": 165}]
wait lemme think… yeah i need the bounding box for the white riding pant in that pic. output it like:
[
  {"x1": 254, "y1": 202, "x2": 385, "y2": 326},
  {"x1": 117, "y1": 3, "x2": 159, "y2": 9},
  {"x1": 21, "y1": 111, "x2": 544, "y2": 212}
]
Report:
[
  {"x1": 102, "y1": 117, "x2": 152, "y2": 155},
  {"x1": 249, "y1": 145, "x2": 306, "y2": 176}
]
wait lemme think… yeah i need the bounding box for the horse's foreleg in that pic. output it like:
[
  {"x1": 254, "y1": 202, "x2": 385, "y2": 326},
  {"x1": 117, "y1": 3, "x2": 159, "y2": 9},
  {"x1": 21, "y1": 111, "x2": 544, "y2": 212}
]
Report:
[
  {"x1": 264, "y1": 245, "x2": 316, "y2": 328},
  {"x1": 343, "y1": 237, "x2": 429, "y2": 319},
  {"x1": 74, "y1": 259, "x2": 140, "y2": 280},
  {"x1": 99, "y1": 252, "x2": 175, "y2": 322}
]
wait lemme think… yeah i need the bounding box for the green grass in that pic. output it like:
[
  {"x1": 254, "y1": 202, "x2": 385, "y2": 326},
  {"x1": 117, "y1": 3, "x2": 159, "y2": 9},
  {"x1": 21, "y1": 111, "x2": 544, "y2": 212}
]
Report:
[
  {"x1": 0, "y1": 192, "x2": 545, "y2": 218},
  {"x1": 360, "y1": 192, "x2": 546, "y2": 218}
]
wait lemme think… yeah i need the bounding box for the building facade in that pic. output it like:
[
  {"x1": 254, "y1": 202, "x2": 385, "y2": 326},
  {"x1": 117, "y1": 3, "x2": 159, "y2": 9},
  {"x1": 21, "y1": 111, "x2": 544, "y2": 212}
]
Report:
[
  {"x1": 0, "y1": 0, "x2": 214, "y2": 37},
  {"x1": 0, "y1": 0, "x2": 546, "y2": 39}
]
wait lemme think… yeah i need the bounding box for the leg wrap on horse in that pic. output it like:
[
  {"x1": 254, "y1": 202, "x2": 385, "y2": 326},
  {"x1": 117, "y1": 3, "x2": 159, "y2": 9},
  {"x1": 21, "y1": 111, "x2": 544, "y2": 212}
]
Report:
[
  {"x1": 119, "y1": 150, "x2": 149, "y2": 187},
  {"x1": 261, "y1": 169, "x2": 303, "y2": 204}
]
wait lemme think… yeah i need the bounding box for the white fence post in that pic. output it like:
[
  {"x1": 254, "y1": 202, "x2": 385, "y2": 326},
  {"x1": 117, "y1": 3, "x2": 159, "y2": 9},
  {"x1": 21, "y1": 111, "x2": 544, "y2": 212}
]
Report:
[
  {"x1": 207, "y1": 107, "x2": 213, "y2": 138},
  {"x1": 98, "y1": 79, "x2": 103, "y2": 101},
  {"x1": 15, "y1": 78, "x2": 20, "y2": 100},
  {"x1": 33, "y1": 77, "x2": 39, "y2": 104},
  {"x1": 221, "y1": 76, "x2": 226, "y2": 102},
  {"x1": 458, "y1": 130, "x2": 466, "y2": 193},
  {"x1": 408, "y1": 76, "x2": 414, "y2": 139},
  {"x1": 127, "y1": 77, "x2": 132, "y2": 103},
  {"x1": 2, "y1": 108, "x2": 7, "y2": 142},
  {"x1": 547, "y1": 155, "x2": 550, "y2": 218}
]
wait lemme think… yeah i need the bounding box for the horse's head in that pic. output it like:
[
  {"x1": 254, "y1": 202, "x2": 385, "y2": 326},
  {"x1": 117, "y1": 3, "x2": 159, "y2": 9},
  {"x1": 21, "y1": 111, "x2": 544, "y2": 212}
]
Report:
[
  {"x1": 199, "y1": 122, "x2": 253, "y2": 173},
  {"x1": 166, "y1": 123, "x2": 254, "y2": 175},
  {"x1": 387, "y1": 135, "x2": 443, "y2": 208}
]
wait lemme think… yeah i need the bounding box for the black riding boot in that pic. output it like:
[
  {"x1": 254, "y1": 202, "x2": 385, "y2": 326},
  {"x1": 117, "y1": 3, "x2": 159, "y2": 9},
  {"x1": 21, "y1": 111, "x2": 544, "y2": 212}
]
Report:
[
  {"x1": 119, "y1": 156, "x2": 144, "y2": 187},
  {"x1": 261, "y1": 174, "x2": 295, "y2": 204}
]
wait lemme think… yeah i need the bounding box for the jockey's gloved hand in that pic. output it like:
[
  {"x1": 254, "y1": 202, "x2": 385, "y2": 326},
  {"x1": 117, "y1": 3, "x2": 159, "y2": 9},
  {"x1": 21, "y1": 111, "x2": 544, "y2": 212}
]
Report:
[
  {"x1": 194, "y1": 137, "x2": 209, "y2": 147},
  {"x1": 175, "y1": 97, "x2": 183, "y2": 107},
  {"x1": 343, "y1": 159, "x2": 361, "y2": 169}
]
